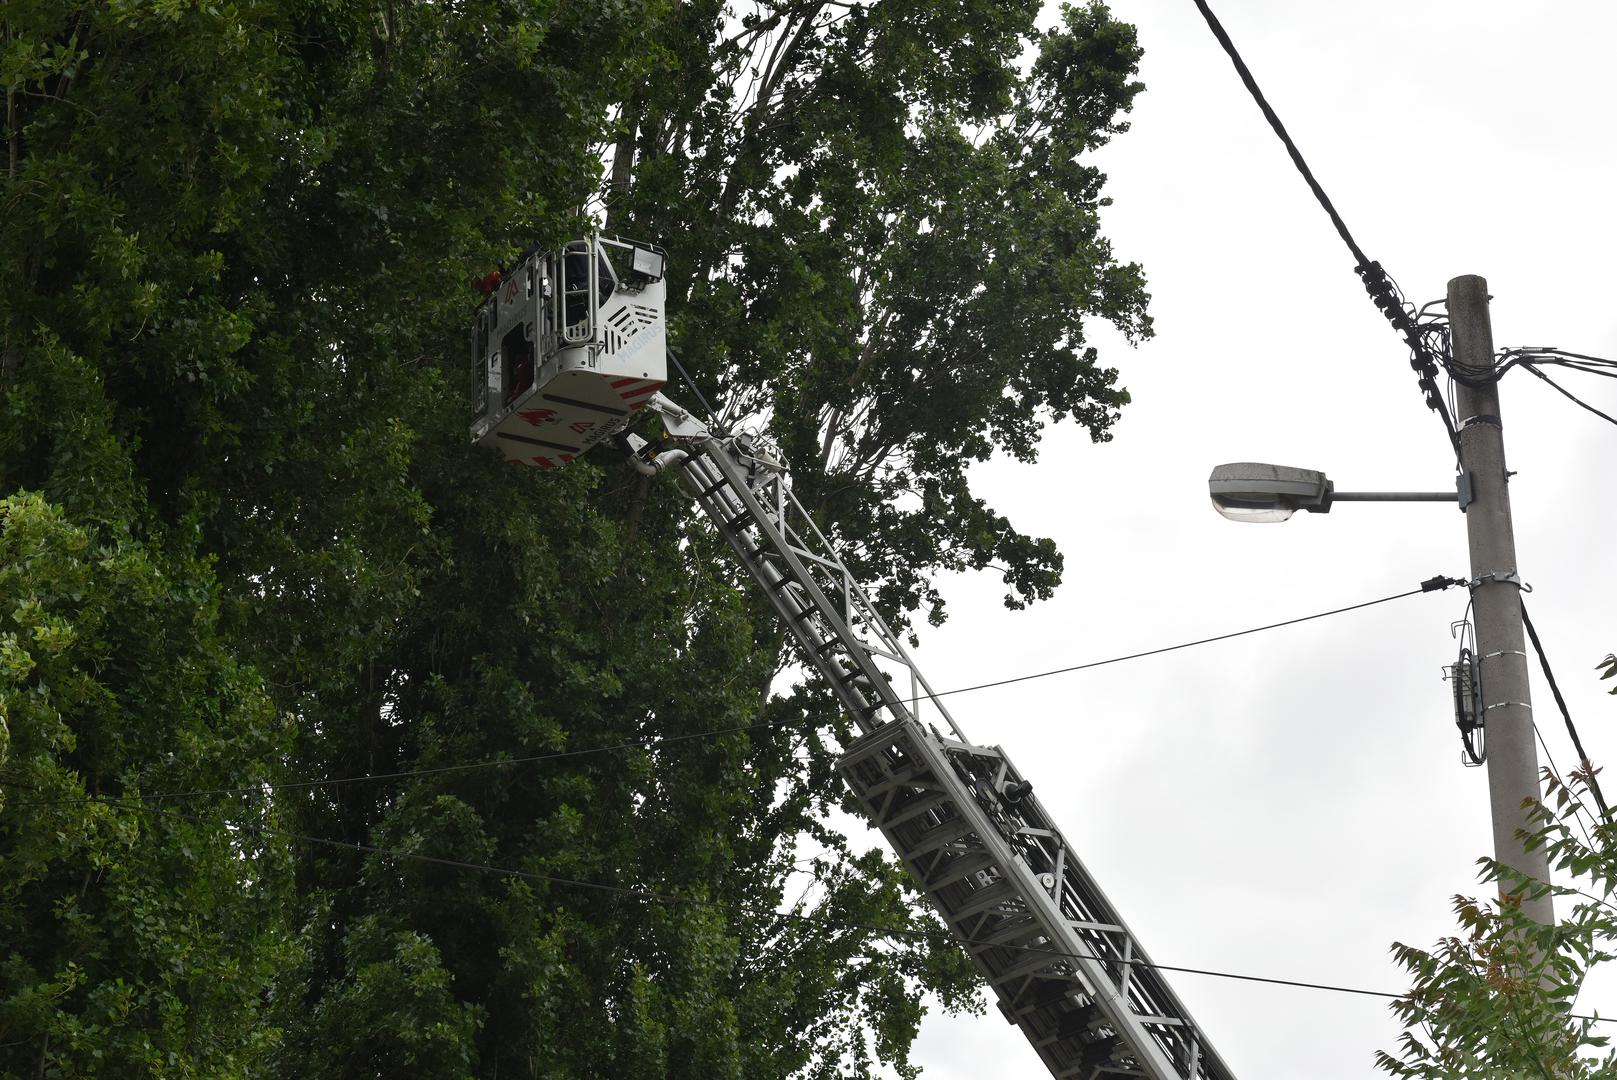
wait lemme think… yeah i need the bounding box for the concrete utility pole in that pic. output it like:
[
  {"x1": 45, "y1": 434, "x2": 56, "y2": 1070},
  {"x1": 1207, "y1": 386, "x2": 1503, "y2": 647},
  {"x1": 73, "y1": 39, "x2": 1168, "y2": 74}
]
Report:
[{"x1": 1448, "y1": 274, "x2": 1553, "y2": 926}]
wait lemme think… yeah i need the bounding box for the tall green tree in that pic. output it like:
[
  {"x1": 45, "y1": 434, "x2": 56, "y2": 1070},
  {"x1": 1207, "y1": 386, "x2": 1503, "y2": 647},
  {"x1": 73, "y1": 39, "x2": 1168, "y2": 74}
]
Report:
[
  {"x1": 0, "y1": 493, "x2": 289, "y2": 1074},
  {"x1": 2, "y1": 0, "x2": 1152, "y2": 1075},
  {"x1": 606, "y1": 0, "x2": 1150, "y2": 627}
]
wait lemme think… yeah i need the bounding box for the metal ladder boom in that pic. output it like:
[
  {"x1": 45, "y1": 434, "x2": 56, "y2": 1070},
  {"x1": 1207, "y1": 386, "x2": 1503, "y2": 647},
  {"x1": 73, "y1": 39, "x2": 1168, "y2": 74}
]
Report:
[{"x1": 672, "y1": 430, "x2": 1238, "y2": 1080}]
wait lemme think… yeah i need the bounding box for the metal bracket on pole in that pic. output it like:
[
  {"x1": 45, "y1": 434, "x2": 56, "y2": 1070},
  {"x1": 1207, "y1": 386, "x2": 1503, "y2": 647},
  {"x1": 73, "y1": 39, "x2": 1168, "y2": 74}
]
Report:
[{"x1": 1468, "y1": 570, "x2": 1529, "y2": 592}]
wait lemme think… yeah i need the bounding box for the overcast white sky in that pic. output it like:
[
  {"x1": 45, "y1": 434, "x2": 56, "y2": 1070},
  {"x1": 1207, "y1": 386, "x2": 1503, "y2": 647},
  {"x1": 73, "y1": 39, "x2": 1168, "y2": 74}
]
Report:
[{"x1": 894, "y1": 2, "x2": 1617, "y2": 1076}]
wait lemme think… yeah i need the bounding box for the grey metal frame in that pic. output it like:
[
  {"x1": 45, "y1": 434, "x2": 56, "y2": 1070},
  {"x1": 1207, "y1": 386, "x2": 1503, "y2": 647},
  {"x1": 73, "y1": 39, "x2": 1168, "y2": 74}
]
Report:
[{"x1": 673, "y1": 430, "x2": 1238, "y2": 1080}]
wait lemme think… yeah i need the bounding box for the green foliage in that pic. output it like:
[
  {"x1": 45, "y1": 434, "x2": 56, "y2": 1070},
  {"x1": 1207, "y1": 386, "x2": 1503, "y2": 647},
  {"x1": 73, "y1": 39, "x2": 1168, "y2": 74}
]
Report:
[
  {"x1": 0, "y1": 492, "x2": 290, "y2": 1077},
  {"x1": 3, "y1": 0, "x2": 1150, "y2": 1074},
  {"x1": 1379, "y1": 763, "x2": 1617, "y2": 1078},
  {"x1": 608, "y1": 0, "x2": 1150, "y2": 628}
]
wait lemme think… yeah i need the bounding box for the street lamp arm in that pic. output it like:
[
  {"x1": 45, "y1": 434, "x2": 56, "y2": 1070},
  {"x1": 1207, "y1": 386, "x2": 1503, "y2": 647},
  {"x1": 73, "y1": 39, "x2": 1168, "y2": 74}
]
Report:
[{"x1": 1330, "y1": 491, "x2": 1458, "y2": 503}]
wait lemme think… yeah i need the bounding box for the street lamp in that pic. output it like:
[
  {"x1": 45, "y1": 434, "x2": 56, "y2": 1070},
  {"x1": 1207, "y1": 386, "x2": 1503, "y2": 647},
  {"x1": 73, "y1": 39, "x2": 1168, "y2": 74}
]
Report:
[
  {"x1": 1206, "y1": 277, "x2": 1551, "y2": 929},
  {"x1": 1207, "y1": 461, "x2": 1460, "y2": 523}
]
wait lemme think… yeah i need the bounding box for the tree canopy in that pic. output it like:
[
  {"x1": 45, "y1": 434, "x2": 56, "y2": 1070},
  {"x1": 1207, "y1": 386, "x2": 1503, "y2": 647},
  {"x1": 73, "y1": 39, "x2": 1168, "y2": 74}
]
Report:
[{"x1": 1, "y1": 0, "x2": 1150, "y2": 1075}]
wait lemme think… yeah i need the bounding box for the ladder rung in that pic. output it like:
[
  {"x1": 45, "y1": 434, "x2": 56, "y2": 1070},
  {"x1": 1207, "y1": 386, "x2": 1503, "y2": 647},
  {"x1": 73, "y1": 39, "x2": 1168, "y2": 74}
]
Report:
[
  {"x1": 906, "y1": 816, "x2": 975, "y2": 857},
  {"x1": 974, "y1": 916, "x2": 1044, "y2": 949},
  {"x1": 881, "y1": 791, "x2": 950, "y2": 829},
  {"x1": 942, "y1": 876, "x2": 1014, "y2": 918},
  {"x1": 1012, "y1": 978, "x2": 1081, "y2": 1015},
  {"x1": 988, "y1": 947, "x2": 1065, "y2": 986},
  {"x1": 928, "y1": 852, "x2": 997, "y2": 891},
  {"x1": 849, "y1": 759, "x2": 929, "y2": 799},
  {"x1": 1052, "y1": 1003, "x2": 1103, "y2": 1042}
]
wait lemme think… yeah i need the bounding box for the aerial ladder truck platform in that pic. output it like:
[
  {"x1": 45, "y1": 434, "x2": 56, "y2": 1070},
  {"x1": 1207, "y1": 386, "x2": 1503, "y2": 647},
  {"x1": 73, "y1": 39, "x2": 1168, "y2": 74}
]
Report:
[{"x1": 470, "y1": 235, "x2": 1240, "y2": 1080}]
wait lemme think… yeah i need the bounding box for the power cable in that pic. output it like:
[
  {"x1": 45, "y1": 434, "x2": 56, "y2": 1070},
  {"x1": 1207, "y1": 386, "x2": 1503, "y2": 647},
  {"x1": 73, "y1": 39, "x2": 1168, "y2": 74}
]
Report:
[
  {"x1": 17, "y1": 786, "x2": 1617, "y2": 1024},
  {"x1": 665, "y1": 347, "x2": 718, "y2": 422},
  {"x1": 1519, "y1": 363, "x2": 1617, "y2": 429},
  {"x1": 42, "y1": 579, "x2": 1460, "y2": 805},
  {"x1": 1531, "y1": 722, "x2": 1598, "y2": 853},
  {"x1": 1186, "y1": 0, "x2": 1459, "y2": 452},
  {"x1": 1186, "y1": 0, "x2": 1365, "y2": 267},
  {"x1": 923, "y1": 577, "x2": 1462, "y2": 702},
  {"x1": 0, "y1": 785, "x2": 1444, "y2": 1009},
  {"x1": 1446, "y1": 348, "x2": 1617, "y2": 394},
  {"x1": 1521, "y1": 599, "x2": 1610, "y2": 817},
  {"x1": 119, "y1": 721, "x2": 789, "y2": 804}
]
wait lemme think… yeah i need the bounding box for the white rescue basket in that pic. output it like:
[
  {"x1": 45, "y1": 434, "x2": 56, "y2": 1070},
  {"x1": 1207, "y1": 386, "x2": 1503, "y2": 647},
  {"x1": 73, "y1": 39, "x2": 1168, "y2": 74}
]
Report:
[{"x1": 469, "y1": 235, "x2": 668, "y2": 467}]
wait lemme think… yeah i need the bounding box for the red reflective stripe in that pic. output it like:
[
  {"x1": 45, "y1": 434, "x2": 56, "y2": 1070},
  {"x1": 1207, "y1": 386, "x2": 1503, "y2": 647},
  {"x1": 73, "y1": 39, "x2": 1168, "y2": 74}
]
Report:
[
  {"x1": 619, "y1": 382, "x2": 663, "y2": 401},
  {"x1": 533, "y1": 455, "x2": 555, "y2": 468},
  {"x1": 609, "y1": 377, "x2": 642, "y2": 388}
]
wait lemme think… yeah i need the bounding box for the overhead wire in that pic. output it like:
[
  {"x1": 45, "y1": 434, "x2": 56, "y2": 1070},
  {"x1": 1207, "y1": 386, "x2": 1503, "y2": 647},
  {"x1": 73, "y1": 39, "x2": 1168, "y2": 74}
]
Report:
[
  {"x1": 1531, "y1": 722, "x2": 1598, "y2": 853},
  {"x1": 920, "y1": 579, "x2": 1460, "y2": 702},
  {"x1": 1185, "y1": 0, "x2": 1365, "y2": 266},
  {"x1": 15, "y1": 785, "x2": 1617, "y2": 1024},
  {"x1": 35, "y1": 579, "x2": 1460, "y2": 805},
  {"x1": 1522, "y1": 599, "x2": 1610, "y2": 817},
  {"x1": 0, "y1": 785, "x2": 1470, "y2": 1010},
  {"x1": 665, "y1": 347, "x2": 718, "y2": 422},
  {"x1": 1187, "y1": 0, "x2": 1460, "y2": 453},
  {"x1": 1442, "y1": 347, "x2": 1617, "y2": 428},
  {"x1": 1445, "y1": 347, "x2": 1617, "y2": 388},
  {"x1": 1518, "y1": 363, "x2": 1617, "y2": 429}
]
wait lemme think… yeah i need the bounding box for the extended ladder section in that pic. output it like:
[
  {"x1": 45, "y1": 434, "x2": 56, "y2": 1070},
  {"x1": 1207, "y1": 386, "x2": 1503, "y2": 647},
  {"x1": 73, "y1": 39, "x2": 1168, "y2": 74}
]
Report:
[{"x1": 675, "y1": 434, "x2": 1238, "y2": 1080}]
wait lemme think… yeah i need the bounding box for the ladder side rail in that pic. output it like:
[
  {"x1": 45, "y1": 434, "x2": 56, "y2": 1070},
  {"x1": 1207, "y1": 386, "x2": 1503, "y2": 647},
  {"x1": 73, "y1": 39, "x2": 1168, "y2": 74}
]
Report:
[
  {"x1": 723, "y1": 441, "x2": 970, "y2": 741},
  {"x1": 845, "y1": 718, "x2": 1190, "y2": 1080},
  {"x1": 666, "y1": 429, "x2": 1238, "y2": 1080},
  {"x1": 679, "y1": 445, "x2": 910, "y2": 734},
  {"x1": 943, "y1": 740, "x2": 1240, "y2": 1080},
  {"x1": 771, "y1": 482, "x2": 958, "y2": 723},
  {"x1": 983, "y1": 758, "x2": 1228, "y2": 1073},
  {"x1": 676, "y1": 451, "x2": 887, "y2": 726}
]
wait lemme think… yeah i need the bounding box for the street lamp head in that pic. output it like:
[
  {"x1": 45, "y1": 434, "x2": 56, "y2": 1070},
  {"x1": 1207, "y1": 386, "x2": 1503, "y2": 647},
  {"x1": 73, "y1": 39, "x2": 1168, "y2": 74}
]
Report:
[{"x1": 1208, "y1": 462, "x2": 1333, "y2": 523}]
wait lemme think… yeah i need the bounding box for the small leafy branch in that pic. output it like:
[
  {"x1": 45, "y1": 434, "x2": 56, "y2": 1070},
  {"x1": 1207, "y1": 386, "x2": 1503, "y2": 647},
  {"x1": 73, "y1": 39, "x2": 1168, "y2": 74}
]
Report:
[{"x1": 1379, "y1": 762, "x2": 1617, "y2": 1078}]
